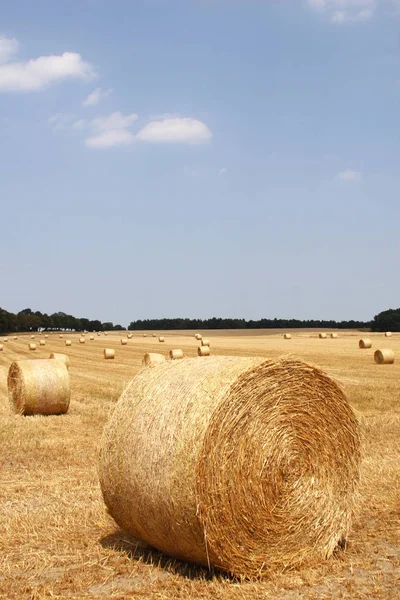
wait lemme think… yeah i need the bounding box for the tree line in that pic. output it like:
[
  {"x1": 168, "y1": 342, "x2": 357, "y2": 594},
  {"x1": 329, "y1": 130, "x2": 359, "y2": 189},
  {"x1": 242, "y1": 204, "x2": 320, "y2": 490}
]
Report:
[{"x1": 1, "y1": 305, "x2": 399, "y2": 334}]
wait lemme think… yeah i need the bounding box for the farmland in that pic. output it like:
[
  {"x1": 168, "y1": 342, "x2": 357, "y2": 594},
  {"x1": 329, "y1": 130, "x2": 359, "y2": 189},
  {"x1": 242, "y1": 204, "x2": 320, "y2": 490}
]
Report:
[{"x1": 0, "y1": 330, "x2": 399, "y2": 599}]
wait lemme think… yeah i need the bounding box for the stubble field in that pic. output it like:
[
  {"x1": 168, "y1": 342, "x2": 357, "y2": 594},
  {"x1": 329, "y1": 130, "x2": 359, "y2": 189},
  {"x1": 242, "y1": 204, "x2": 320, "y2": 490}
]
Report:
[{"x1": 0, "y1": 329, "x2": 399, "y2": 599}]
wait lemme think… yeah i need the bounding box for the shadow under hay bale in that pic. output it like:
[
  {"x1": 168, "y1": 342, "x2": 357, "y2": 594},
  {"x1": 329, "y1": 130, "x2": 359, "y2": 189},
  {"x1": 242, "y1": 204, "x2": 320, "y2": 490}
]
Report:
[
  {"x1": 8, "y1": 359, "x2": 70, "y2": 416},
  {"x1": 99, "y1": 356, "x2": 361, "y2": 578}
]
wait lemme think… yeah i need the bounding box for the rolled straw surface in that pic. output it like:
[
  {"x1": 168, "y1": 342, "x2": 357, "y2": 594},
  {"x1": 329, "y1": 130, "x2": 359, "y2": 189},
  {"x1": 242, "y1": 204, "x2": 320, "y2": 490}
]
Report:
[
  {"x1": 104, "y1": 349, "x2": 115, "y2": 359},
  {"x1": 127, "y1": 333, "x2": 133, "y2": 339},
  {"x1": 319, "y1": 333, "x2": 327, "y2": 339},
  {"x1": 8, "y1": 359, "x2": 70, "y2": 415},
  {"x1": 100, "y1": 356, "x2": 361, "y2": 577},
  {"x1": 195, "y1": 333, "x2": 202, "y2": 340},
  {"x1": 29, "y1": 344, "x2": 36, "y2": 351},
  {"x1": 143, "y1": 334, "x2": 147, "y2": 338},
  {"x1": 49, "y1": 353, "x2": 70, "y2": 369},
  {"x1": 330, "y1": 333, "x2": 338, "y2": 339},
  {"x1": 198, "y1": 345, "x2": 211, "y2": 356},
  {"x1": 14, "y1": 336, "x2": 18, "y2": 340},
  {"x1": 44, "y1": 334, "x2": 48, "y2": 338},
  {"x1": 284, "y1": 334, "x2": 291, "y2": 339},
  {"x1": 142, "y1": 353, "x2": 166, "y2": 366},
  {"x1": 90, "y1": 336, "x2": 95, "y2": 340},
  {"x1": 169, "y1": 349, "x2": 184, "y2": 360},
  {"x1": 39, "y1": 340, "x2": 46, "y2": 346},
  {"x1": 65, "y1": 340, "x2": 72, "y2": 347},
  {"x1": 201, "y1": 339, "x2": 210, "y2": 347},
  {"x1": 59, "y1": 335, "x2": 63, "y2": 339},
  {"x1": 121, "y1": 338, "x2": 128, "y2": 345},
  {"x1": 79, "y1": 337, "x2": 85, "y2": 344},
  {"x1": 3, "y1": 338, "x2": 8, "y2": 342},
  {"x1": 359, "y1": 338, "x2": 372, "y2": 349},
  {"x1": 374, "y1": 349, "x2": 394, "y2": 364},
  {"x1": 159, "y1": 337, "x2": 165, "y2": 343},
  {"x1": 385, "y1": 332, "x2": 392, "y2": 337}
]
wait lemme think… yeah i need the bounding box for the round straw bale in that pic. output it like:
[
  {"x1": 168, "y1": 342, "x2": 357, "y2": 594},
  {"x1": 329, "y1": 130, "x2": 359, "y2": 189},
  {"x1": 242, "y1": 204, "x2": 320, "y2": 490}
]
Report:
[
  {"x1": 0, "y1": 344, "x2": 3, "y2": 351},
  {"x1": 169, "y1": 349, "x2": 184, "y2": 360},
  {"x1": 14, "y1": 336, "x2": 18, "y2": 340},
  {"x1": 49, "y1": 353, "x2": 70, "y2": 369},
  {"x1": 90, "y1": 336, "x2": 95, "y2": 340},
  {"x1": 143, "y1": 334, "x2": 147, "y2": 338},
  {"x1": 142, "y1": 353, "x2": 166, "y2": 366},
  {"x1": 3, "y1": 337, "x2": 8, "y2": 342},
  {"x1": 59, "y1": 334, "x2": 63, "y2": 339},
  {"x1": 201, "y1": 339, "x2": 210, "y2": 347},
  {"x1": 330, "y1": 333, "x2": 338, "y2": 339},
  {"x1": 30, "y1": 335, "x2": 35, "y2": 340},
  {"x1": 159, "y1": 337, "x2": 165, "y2": 343},
  {"x1": 104, "y1": 332, "x2": 108, "y2": 336},
  {"x1": 385, "y1": 332, "x2": 392, "y2": 337},
  {"x1": 65, "y1": 340, "x2": 72, "y2": 347},
  {"x1": 359, "y1": 338, "x2": 372, "y2": 349},
  {"x1": 127, "y1": 333, "x2": 133, "y2": 339},
  {"x1": 198, "y1": 345, "x2": 211, "y2": 356},
  {"x1": 152, "y1": 334, "x2": 157, "y2": 338},
  {"x1": 8, "y1": 359, "x2": 70, "y2": 416},
  {"x1": 195, "y1": 333, "x2": 202, "y2": 340},
  {"x1": 319, "y1": 333, "x2": 327, "y2": 339},
  {"x1": 104, "y1": 349, "x2": 115, "y2": 359},
  {"x1": 44, "y1": 334, "x2": 48, "y2": 338},
  {"x1": 97, "y1": 332, "x2": 101, "y2": 336},
  {"x1": 99, "y1": 356, "x2": 361, "y2": 577},
  {"x1": 121, "y1": 338, "x2": 128, "y2": 345},
  {"x1": 374, "y1": 349, "x2": 394, "y2": 365},
  {"x1": 284, "y1": 333, "x2": 291, "y2": 339},
  {"x1": 79, "y1": 337, "x2": 85, "y2": 344},
  {"x1": 39, "y1": 340, "x2": 46, "y2": 346},
  {"x1": 29, "y1": 343, "x2": 36, "y2": 351}
]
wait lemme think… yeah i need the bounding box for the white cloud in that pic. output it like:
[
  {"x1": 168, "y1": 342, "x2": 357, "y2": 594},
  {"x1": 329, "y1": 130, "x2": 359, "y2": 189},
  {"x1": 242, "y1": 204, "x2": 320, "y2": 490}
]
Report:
[
  {"x1": 219, "y1": 167, "x2": 227, "y2": 175},
  {"x1": 85, "y1": 111, "x2": 137, "y2": 149},
  {"x1": 48, "y1": 113, "x2": 76, "y2": 130},
  {"x1": 337, "y1": 169, "x2": 362, "y2": 181},
  {"x1": 0, "y1": 37, "x2": 18, "y2": 64},
  {"x1": 82, "y1": 87, "x2": 112, "y2": 107},
  {"x1": 0, "y1": 36, "x2": 96, "y2": 92},
  {"x1": 72, "y1": 119, "x2": 86, "y2": 131},
  {"x1": 308, "y1": 0, "x2": 377, "y2": 22},
  {"x1": 136, "y1": 117, "x2": 212, "y2": 144}
]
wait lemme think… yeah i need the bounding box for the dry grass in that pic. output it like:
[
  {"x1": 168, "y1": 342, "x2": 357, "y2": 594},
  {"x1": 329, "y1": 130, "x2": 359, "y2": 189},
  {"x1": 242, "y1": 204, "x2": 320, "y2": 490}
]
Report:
[{"x1": 0, "y1": 330, "x2": 399, "y2": 598}]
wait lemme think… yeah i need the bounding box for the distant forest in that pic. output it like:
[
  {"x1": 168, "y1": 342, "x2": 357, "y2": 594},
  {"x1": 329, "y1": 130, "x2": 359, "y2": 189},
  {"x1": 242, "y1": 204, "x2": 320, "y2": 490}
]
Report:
[{"x1": 1, "y1": 306, "x2": 399, "y2": 334}]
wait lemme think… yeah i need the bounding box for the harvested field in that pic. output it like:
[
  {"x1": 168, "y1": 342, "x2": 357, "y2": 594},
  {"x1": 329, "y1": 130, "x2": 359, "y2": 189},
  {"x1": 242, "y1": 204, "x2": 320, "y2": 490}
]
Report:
[{"x1": 0, "y1": 329, "x2": 399, "y2": 599}]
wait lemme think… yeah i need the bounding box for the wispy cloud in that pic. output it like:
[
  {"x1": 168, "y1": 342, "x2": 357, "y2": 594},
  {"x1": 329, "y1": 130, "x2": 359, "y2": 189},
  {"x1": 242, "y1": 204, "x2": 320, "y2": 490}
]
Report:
[
  {"x1": 219, "y1": 167, "x2": 227, "y2": 175},
  {"x1": 85, "y1": 111, "x2": 138, "y2": 148},
  {"x1": 136, "y1": 117, "x2": 212, "y2": 144},
  {"x1": 308, "y1": 0, "x2": 376, "y2": 22},
  {"x1": 337, "y1": 169, "x2": 362, "y2": 181},
  {"x1": 82, "y1": 87, "x2": 112, "y2": 107}
]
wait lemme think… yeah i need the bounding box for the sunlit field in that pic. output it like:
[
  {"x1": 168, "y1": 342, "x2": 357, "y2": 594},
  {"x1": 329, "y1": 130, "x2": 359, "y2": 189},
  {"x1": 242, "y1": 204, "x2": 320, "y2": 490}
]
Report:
[{"x1": 0, "y1": 330, "x2": 399, "y2": 599}]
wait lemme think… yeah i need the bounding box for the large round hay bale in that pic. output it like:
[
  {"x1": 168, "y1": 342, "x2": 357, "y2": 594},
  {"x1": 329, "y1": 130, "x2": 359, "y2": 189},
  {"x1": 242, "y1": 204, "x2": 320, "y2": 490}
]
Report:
[
  {"x1": 29, "y1": 343, "x2": 36, "y2": 351},
  {"x1": 201, "y1": 339, "x2": 210, "y2": 347},
  {"x1": 169, "y1": 349, "x2": 184, "y2": 360},
  {"x1": 330, "y1": 333, "x2": 338, "y2": 339},
  {"x1": 385, "y1": 332, "x2": 392, "y2": 337},
  {"x1": 284, "y1": 333, "x2": 291, "y2": 339},
  {"x1": 79, "y1": 337, "x2": 85, "y2": 344},
  {"x1": 195, "y1": 333, "x2": 202, "y2": 340},
  {"x1": 159, "y1": 337, "x2": 165, "y2": 343},
  {"x1": 0, "y1": 344, "x2": 3, "y2": 352},
  {"x1": 8, "y1": 359, "x2": 70, "y2": 415},
  {"x1": 65, "y1": 340, "x2": 72, "y2": 347},
  {"x1": 99, "y1": 356, "x2": 361, "y2": 577},
  {"x1": 319, "y1": 333, "x2": 327, "y2": 339},
  {"x1": 142, "y1": 353, "x2": 166, "y2": 366},
  {"x1": 374, "y1": 349, "x2": 394, "y2": 364},
  {"x1": 49, "y1": 353, "x2": 70, "y2": 370},
  {"x1": 104, "y1": 349, "x2": 115, "y2": 359},
  {"x1": 359, "y1": 338, "x2": 372, "y2": 349},
  {"x1": 121, "y1": 338, "x2": 128, "y2": 345},
  {"x1": 198, "y1": 345, "x2": 211, "y2": 356},
  {"x1": 39, "y1": 340, "x2": 46, "y2": 346}
]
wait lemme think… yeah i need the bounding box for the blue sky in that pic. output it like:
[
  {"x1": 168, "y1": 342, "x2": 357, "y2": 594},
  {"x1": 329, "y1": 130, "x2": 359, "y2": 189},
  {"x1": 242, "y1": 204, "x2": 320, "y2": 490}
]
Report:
[{"x1": 0, "y1": 0, "x2": 398, "y2": 325}]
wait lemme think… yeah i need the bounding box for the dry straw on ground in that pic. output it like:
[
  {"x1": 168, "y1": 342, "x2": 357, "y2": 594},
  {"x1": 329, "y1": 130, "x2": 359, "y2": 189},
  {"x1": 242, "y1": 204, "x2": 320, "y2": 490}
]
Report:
[
  {"x1": 319, "y1": 333, "x2": 327, "y2": 339},
  {"x1": 142, "y1": 353, "x2": 166, "y2": 366},
  {"x1": 29, "y1": 343, "x2": 36, "y2": 351},
  {"x1": 8, "y1": 359, "x2": 70, "y2": 416},
  {"x1": 359, "y1": 338, "x2": 372, "y2": 349},
  {"x1": 99, "y1": 356, "x2": 361, "y2": 578},
  {"x1": 159, "y1": 336, "x2": 165, "y2": 342},
  {"x1": 198, "y1": 345, "x2": 211, "y2": 356},
  {"x1": 374, "y1": 349, "x2": 394, "y2": 364},
  {"x1": 385, "y1": 332, "x2": 392, "y2": 337},
  {"x1": 121, "y1": 338, "x2": 128, "y2": 345},
  {"x1": 169, "y1": 349, "x2": 184, "y2": 360},
  {"x1": 201, "y1": 339, "x2": 211, "y2": 347},
  {"x1": 49, "y1": 352, "x2": 70, "y2": 369},
  {"x1": 284, "y1": 334, "x2": 291, "y2": 339},
  {"x1": 104, "y1": 349, "x2": 115, "y2": 359}
]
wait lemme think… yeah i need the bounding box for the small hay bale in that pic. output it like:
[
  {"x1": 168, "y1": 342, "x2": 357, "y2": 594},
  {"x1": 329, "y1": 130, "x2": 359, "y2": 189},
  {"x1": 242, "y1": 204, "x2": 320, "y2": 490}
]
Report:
[
  {"x1": 195, "y1": 333, "x2": 202, "y2": 340},
  {"x1": 359, "y1": 338, "x2": 372, "y2": 349},
  {"x1": 142, "y1": 353, "x2": 166, "y2": 366},
  {"x1": 121, "y1": 338, "x2": 128, "y2": 345},
  {"x1": 59, "y1": 334, "x2": 63, "y2": 339},
  {"x1": 127, "y1": 333, "x2": 133, "y2": 339},
  {"x1": 49, "y1": 353, "x2": 70, "y2": 370},
  {"x1": 152, "y1": 334, "x2": 157, "y2": 338},
  {"x1": 3, "y1": 337, "x2": 8, "y2": 342},
  {"x1": 319, "y1": 333, "x2": 327, "y2": 339},
  {"x1": 29, "y1": 343, "x2": 36, "y2": 351},
  {"x1": 198, "y1": 345, "x2": 211, "y2": 356},
  {"x1": 0, "y1": 344, "x2": 3, "y2": 352},
  {"x1": 104, "y1": 332, "x2": 108, "y2": 336},
  {"x1": 159, "y1": 337, "x2": 165, "y2": 343},
  {"x1": 14, "y1": 336, "x2": 18, "y2": 340},
  {"x1": 143, "y1": 334, "x2": 147, "y2": 338},
  {"x1": 90, "y1": 336, "x2": 95, "y2": 340},
  {"x1": 385, "y1": 332, "x2": 392, "y2": 337},
  {"x1": 330, "y1": 333, "x2": 338, "y2": 339},
  {"x1": 201, "y1": 339, "x2": 211, "y2": 347},
  {"x1": 79, "y1": 337, "x2": 85, "y2": 344},
  {"x1": 169, "y1": 349, "x2": 184, "y2": 360},
  {"x1": 99, "y1": 356, "x2": 361, "y2": 577},
  {"x1": 65, "y1": 340, "x2": 72, "y2": 347},
  {"x1": 284, "y1": 334, "x2": 291, "y2": 339},
  {"x1": 97, "y1": 332, "x2": 101, "y2": 336},
  {"x1": 8, "y1": 359, "x2": 70, "y2": 415},
  {"x1": 39, "y1": 340, "x2": 46, "y2": 346},
  {"x1": 374, "y1": 349, "x2": 394, "y2": 365},
  {"x1": 104, "y1": 349, "x2": 115, "y2": 359},
  {"x1": 44, "y1": 334, "x2": 48, "y2": 338},
  {"x1": 30, "y1": 335, "x2": 35, "y2": 340}
]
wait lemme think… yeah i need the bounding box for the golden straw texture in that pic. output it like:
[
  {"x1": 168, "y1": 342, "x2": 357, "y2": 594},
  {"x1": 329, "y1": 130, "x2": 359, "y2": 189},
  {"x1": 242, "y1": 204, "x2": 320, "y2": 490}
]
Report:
[
  {"x1": 99, "y1": 356, "x2": 361, "y2": 578},
  {"x1": 359, "y1": 338, "x2": 372, "y2": 349},
  {"x1": 0, "y1": 344, "x2": 3, "y2": 351},
  {"x1": 121, "y1": 339, "x2": 128, "y2": 345},
  {"x1": 385, "y1": 332, "x2": 392, "y2": 337},
  {"x1": 29, "y1": 344, "x2": 36, "y2": 351},
  {"x1": 159, "y1": 337, "x2": 165, "y2": 343},
  {"x1": 3, "y1": 338, "x2": 8, "y2": 342},
  {"x1": 201, "y1": 339, "x2": 210, "y2": 347},
  {"x1": 169, "y1": 349, "x2": 184, "y2": 360},
  {"x1": 79, "y1": 337, "x2": 85, "y2": 344},
  {"x1": 104, "y1": 349, "x2": 115, "y2": 359},
  {"x1": 65, "y1": 340, "x2": 72, "y2": 347},
  {"x1": 195, "y1": 333, "x2": 202, "y2": 340},
  {"x1": 142, "y1": 353, "x2": 166, "y2": 366},
  {"x1": 8, "y1": 359, "x2": 70, "y2": 416},
  {"x1": 90, "y1": 336, "x2": 95, "y2": 340},
  {"x1": 374, "y1": 349, "x2": 394, "y2": 364},
  {"x1": 319, "y1": 333, "x2": 327, "y2": 339},
  {"x1": 39, "y1": 340, "x2": 46, "y2": 346},
  {"x1": 49, "y1": 353, "x2": 70, "y2": 370},
  {"x1": 284, "y1": 334, "x2": 291, "y2": 339},
  {"x1": 198, "y1": 345, "x2": 211, "y2": 356},
  {"x1": 330, "y1": 333, "x2": 338, "y2": 338}
]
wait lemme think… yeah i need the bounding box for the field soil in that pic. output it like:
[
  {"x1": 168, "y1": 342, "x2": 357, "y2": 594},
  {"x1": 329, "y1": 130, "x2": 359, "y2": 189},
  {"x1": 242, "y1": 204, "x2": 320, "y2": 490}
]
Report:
[{"x1": 0, "y1": 329, "x2": 399, "y2": 599}]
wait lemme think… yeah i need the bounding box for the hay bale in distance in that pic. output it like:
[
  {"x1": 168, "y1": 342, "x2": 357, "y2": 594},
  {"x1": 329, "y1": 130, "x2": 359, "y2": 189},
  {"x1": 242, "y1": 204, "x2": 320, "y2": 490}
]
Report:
[
  {"x1": 152, "y1": 334, "x2": 157, "y2": 338},
  {"x1": 330, "y1": 333, "x2": 338, "y2": 339},
  {"x1": 284, "y1": 333, "x2": 291, "y2": 339},
  {"x1": 143, "y1": 334, "x2": 147, "y2": 338},
  {"x1": 201, "y1": 339, "x2": 211, "y2": 347},
  {"x1": 359, "y1": 338, "x2": 372, "y2": 349},
  {"x1": 29, "y1": 343, "x2": 36, "y2": 351},
  {"x1": 44, "y1": 334, "x2": 48, "y2": 338},
  {"x1": 65, "y1": 340, "x2": 72, "y2": 347},
  {"x1": 159, "y1": 337, "x2": 165, "y2": 343},
  {"x1": 49, "y1": 353, "x2": 70, "y2": 370},
  {"x1": 79, "y1": 337, "x2": 85, "y2": 344},
  {"x1": 14, "y1": 336, "x2": 18, "y2": 340},
  {"x1": 319, "y1": 333, "x2": 327, "y2": 339},
  {"x1": 0, "y1": 344, "x2": 3, "y2": 352},
  {"x1": 195, "y1": 333, "x2": 202, "y2": 340},
  {"x1": 99, "y1": 356, "x2": 361, "y2": 578},
  {"x1": 3, "y1": 337, "x2": 8, "y2": 342},
  {"x1": 90, "y1": 336, "x2": 95, "y2": 340},
  {"x1": 121, "y1": 338, "x2": 128, "y2": 345},
  {"x1": 104, "y1": 332, "x2": 108, "y2": 336},
  {"x1": 8, "y1": 359, "x2": 70, "y2": 416},
  {"x1": 374, "y1": 349, "x2": 394, "y2": 365},
  {"x1": 30, "y1": 335, "x2": 35, "y2": 340},
  {"x1": 142, "y1": 353, "x2": 166, "y2": 366},
  {"x1": 198, "y1": 345, "x2": 211, "y2": 357},
  {"x1": 59, "y1": 334, "x2": 63, "y2": 339},
  {"x1": 385, "y1": 332, "x2": 392, "y2": 337},
  {"x1": 104, "y1": 349, "x2": 115, "y2": 359},
  {"x1": 39, "y1": 340, "x2": 46, "y2": 346},
  {"x1": 127, "y1": 333, "x2": 133, "y2": 339},
  {"x1": 97, "y1": 332, "x2": 101, "y2": 336},
  {"x1": 169, "y1": 349, "x2": 184, "y2": 360}
]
